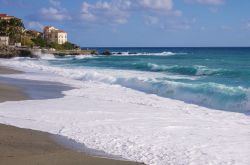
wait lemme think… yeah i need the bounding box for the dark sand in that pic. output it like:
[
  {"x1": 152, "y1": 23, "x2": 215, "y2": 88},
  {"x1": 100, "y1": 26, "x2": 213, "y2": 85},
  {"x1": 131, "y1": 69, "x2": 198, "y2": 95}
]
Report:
[
  {"x1": 0, "y1": 66, "x2": 23, "y2": 74},
  {"x1": 0, "y1": 66, "x2": 143, "y2": 165},
  {"x1": 0, "y1": 83, "x2": 28, "y2": 102}
]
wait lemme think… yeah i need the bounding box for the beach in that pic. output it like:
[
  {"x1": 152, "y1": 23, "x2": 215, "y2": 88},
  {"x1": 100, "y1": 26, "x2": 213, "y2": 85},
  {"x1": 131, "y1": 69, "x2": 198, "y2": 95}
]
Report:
[
  {"x1": 0, "y1": 50, "x2": 250, "y2": 165},
  {"x1": 1, "y1": 0, "x2": 250, "y2": 163},
  {"x1": 0, "y1": 66, "x2": 142, "y2": 165}
]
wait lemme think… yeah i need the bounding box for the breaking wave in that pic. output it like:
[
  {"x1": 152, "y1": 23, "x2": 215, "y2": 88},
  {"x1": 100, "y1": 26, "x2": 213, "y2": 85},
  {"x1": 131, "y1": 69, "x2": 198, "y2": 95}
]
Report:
[
  {"x1": 131, "y1": 63, "x2": 245, "y2": 77},
  {"x1": 111, "y1": 51, "x2": 180, "y2": 56},
  {"x1": 1, "y1": 58, "x2": 250, "y2": 113}
]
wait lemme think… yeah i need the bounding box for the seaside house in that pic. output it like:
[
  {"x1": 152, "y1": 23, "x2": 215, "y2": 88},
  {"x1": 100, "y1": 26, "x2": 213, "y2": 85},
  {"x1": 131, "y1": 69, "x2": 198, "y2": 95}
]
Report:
[
  {"x1": 43, "y1": 26, "x2": 67, "y2": 45},
  {"x1": 0, "y1": 36, "x2": 9, "y2": 46},
  {"x1": 0, "y1": 13, "x2": 18, "y2": 21}
]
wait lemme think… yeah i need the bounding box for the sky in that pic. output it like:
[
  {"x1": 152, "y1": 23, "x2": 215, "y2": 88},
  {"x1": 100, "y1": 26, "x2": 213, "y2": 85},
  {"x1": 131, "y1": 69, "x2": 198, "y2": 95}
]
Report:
[{"x1": 1, "y1": 0, "x2": 250, "y2": 47}]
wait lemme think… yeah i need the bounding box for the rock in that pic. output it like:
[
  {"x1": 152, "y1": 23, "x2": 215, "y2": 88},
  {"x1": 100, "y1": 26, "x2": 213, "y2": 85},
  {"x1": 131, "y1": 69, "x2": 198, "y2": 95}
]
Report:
[
  {"x1": 90, "y1": 50, "x2": 98, "y2": 55},
  {"x1": 0, "y1": 45, "x2": 36, "y2": 58},
  {"x1": 101, "y1": 50, "x2": 111, "y2": 56}
]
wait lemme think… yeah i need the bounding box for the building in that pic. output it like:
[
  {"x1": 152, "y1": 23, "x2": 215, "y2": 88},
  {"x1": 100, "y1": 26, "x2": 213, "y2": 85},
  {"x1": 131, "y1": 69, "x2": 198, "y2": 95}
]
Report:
[
  {"x1": 0, "y1": 36, "x2": 9, "y2": 46},
  {"x1": 0, "y1": 13, "x2": 16, "y2": 20},
  {"x1": 43, "y1": 26, "x2": 67, "y2": 45}
]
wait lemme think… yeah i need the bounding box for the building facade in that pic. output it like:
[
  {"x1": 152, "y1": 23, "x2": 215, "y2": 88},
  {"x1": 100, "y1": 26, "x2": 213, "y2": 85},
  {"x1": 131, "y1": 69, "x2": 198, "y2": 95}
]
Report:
[
  {"x1": 0, "y1": 36, "x2": 9, "y2": 46},
  {"x1": 43, "y1": 26, "x2": 67, "y2": 45},
  {"x1": 0, "y1": 13, "x2": 16, "y2": 20}
]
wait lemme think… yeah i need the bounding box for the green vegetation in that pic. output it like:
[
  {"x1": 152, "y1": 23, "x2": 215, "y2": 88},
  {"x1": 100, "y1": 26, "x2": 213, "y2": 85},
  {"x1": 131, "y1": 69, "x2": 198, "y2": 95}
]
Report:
[
  {"x1": 0, "y1": 18, "x2": 24, "y2": 44},
  {"x1": 21, "y1": 36, "x2": 34, "y2": 47},
  {"x1": 47, "y1": 42, "x2": 77, "y2": 50},
  {"x1": 31, "y1": 37, "x2": 46, "y2": 47},
  {"x1": 0, "y1": 17, "x2": 80, "y2": 51},
  {"x1": 22, "y1": 33, "x2": 77, "y2": 50}
]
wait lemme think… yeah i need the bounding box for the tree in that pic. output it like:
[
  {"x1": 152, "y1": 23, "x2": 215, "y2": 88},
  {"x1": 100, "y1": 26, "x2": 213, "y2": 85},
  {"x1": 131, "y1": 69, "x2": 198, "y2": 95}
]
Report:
[
  {"x1": 0, "y1": 18, "x2": 25, "y2": 44},
  {"x1": 31, "y1": 37, "x2": 46, "y2": 47},
  {"x1": 62, "y1": 42, "x2": 75, "y2": 50},
  {"x1": 21, "y1": 36, "x2": 34, "y2": 47}
]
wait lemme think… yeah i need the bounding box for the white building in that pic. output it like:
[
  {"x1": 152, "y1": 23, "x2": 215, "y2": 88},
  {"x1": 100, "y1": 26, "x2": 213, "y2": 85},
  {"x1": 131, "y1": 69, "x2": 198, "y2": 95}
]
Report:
[
  {"x1": 0, "y1": 36, "x2": 9, "y2": 46},
  {"x1": 43, "y1": 26, "x2": 67, "y2": 45}
]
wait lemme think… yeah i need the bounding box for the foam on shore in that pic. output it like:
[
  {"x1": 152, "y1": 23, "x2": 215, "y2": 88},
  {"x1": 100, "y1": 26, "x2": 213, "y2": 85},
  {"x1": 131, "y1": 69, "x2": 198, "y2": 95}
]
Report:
[{"x1": 1, "y1": 58, "x2": 250, "y2": 164}]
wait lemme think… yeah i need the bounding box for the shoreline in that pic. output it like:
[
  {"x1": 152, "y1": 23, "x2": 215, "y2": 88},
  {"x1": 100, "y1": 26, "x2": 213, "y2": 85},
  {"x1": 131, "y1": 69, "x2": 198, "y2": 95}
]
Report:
[
  {"x1": 0, "y1": 124, "x2": 142, "y2": 165},
  {"x1": 0, "y1": 66, "x2": 143, "y2": 165},
  {"x1": 1, "y1": 59, "x2": 250, "y2": 164},
  {"x1": 0, "y1": 45, "x2": 98, "y2": 58}
]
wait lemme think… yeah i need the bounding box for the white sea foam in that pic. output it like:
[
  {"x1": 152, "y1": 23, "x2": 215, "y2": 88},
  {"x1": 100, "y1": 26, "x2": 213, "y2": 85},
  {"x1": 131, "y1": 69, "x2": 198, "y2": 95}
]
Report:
[
  {"x1": 0, "y1": 58, "x2": 250, "y2": 165},
  {"x1": 33, "y1": 51, "x2": 56, "y2": 60},
  {"x1": 74, "y1": 55, "x2": 96, "y2": 59},
  {"x1": 1, "y1": 58, "x2": 249, "y2": 112},
  {"x1": 112, "y1": 51, "x2": 180, "y2": 56}
]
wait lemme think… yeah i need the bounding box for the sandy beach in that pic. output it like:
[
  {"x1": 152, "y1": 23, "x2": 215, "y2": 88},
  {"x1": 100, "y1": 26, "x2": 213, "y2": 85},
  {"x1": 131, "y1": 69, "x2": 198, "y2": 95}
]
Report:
[{"x1": 0, "y1": 66, "x2": 143, "y2": 165}]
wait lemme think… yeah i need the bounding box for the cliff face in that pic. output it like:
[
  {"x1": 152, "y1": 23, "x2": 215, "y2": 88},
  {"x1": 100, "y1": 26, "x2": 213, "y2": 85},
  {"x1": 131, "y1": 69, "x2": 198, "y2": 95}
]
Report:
[{"x1": 0, "y1": 45, "x2": 35, "y2": 58}]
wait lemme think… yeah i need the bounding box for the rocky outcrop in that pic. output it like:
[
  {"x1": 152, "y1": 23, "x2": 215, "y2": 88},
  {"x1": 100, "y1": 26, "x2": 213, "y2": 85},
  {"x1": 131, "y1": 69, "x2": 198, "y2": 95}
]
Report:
[
  {"x1": 0, "y1": 45, "x2": 36, "y2": 58},
  {"x1": 42, "y1": 49, "x2": 99, "y2": 56},
  {"x1": 101, "y1": 50, "x2": 111, "y2": 56}
]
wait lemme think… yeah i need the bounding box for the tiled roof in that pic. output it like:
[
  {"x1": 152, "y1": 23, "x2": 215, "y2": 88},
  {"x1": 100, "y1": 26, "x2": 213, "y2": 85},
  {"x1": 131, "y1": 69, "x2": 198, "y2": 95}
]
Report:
[
  {"x1": 57, "y1": 30, "x2": 66, "y2": 33},
  {"x1": 0, "y1": 14, "x2": 7, "y2": 17}
]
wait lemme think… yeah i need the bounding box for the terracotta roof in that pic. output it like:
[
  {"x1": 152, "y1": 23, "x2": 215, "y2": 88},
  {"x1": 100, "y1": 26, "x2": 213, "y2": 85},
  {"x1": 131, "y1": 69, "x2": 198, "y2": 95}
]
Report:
[
  {"x1": 43, "y1": 26, "x2": 67, "y2": 33},
  {"x1": 57, "y1": 30, "x2": 66, "y2": 33},
  {"x1": 0, "y1": 14, "x2": 7, "y2": 17},
  {"x1": 0, "y1": 14, "x2": 15, "y2": 18}
]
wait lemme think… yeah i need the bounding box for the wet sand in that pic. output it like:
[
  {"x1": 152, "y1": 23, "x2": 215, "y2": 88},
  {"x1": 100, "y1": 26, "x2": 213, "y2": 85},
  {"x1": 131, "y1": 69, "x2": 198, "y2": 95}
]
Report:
[
  {"x1": 0, "y1": 124, "x2": 142, "y2": 165},
  {"x1": 0, "y1": 83, "x2": 28, "y2": 102},
  {"x1": 0, "y1": 66, "x2": 143, "y2": 165},
  {"x1": 0, "y1": 66, "x2": 23, "y2": 74}
]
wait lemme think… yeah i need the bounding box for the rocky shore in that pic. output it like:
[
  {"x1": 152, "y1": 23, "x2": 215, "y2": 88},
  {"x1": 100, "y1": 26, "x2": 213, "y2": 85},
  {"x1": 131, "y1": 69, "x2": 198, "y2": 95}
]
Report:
[
  {"x1": 0, "y1": 45, "x2": 99, "y2": 58},
  {"x1": 43, "y1": 49, "x2": 98, "y2": 56},
  {"x1": 0, "y1": 45, "x2": 35, "y2": 58}
]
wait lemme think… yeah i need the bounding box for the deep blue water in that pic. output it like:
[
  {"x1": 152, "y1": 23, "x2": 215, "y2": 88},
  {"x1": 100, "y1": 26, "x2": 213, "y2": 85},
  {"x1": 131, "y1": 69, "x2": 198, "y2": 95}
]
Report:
[{"x1": 49, "y1": 47, "x2": 250, "y2": 112}]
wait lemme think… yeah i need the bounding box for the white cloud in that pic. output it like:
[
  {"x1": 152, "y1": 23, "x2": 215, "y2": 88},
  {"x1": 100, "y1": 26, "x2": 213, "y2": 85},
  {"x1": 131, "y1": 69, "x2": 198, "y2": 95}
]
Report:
[
  {"x1": 145, "y1": 15, "x2": 196, "y2": 31},
  {"x1": 80, "y1": 0, "x2": 181, "y2": 26},
  {"x1": 81, "y1": 1, "x2": 131, "y2": 25},
  {"x1": 49, "y1": 0, "x2": 61, "y2": 7},
  {"x1": 29, "y1": 0, "x2": 71, "y2": 22},
  {"x1": 185, "y1": 0, "x2": 224, "y2": 5},
  {"x1": 245, "y1": 21, "x2": 250, "y2": 30},
  {"x1": 161, "y1": 19, "x2": 193, "y2": 31},
  {"x1": 39, "y1": 7, "x2": 71, "y2": 21},
  {"x1": 139, "y1": 0, "x2": 173, "y2": 10},
  {"x1": 27, "y1": 21, "x2": 44, "y2": 30}
]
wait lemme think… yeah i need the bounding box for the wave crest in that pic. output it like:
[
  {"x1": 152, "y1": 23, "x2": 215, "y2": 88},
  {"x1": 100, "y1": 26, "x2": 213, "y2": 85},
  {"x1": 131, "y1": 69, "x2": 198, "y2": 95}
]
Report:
[
  {"x1": 111, "y1": 51, "x2": 179, "y2": 56},
  {"x1": 131, "y1": 63, "x2": 242, "y2": 77},
  {"x1": 2, "y1": 58, "x2": 249, "y2": 113}
]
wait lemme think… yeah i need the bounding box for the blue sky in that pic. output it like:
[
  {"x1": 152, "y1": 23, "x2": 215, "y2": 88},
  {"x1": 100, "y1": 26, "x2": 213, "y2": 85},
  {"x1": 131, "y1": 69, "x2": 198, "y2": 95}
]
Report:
[{"x1": 1, "y1": 0, "x2": 250, "y2": 47}]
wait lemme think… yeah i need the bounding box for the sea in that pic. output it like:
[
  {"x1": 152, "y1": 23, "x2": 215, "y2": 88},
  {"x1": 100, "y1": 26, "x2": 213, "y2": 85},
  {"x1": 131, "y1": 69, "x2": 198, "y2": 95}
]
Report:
[
  {"x1": 1, "y1": 47, "x2": 250, "y2": 164},
  {"x1": 45, "y1": 47, "x2": 250, "y2": 113}
]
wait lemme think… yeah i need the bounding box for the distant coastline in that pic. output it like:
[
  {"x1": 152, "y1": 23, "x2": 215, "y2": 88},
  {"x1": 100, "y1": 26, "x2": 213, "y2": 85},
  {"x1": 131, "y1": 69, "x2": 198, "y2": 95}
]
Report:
[{"x1": 0, "y1": 13, "x2": 100, "y2": 58}]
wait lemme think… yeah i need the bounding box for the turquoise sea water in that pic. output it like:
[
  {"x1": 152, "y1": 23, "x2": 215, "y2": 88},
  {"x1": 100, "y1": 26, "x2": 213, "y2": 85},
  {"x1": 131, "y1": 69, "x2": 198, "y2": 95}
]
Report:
[{"x1": 48, "y1": 47, "x2": 250, "y2": 113}]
